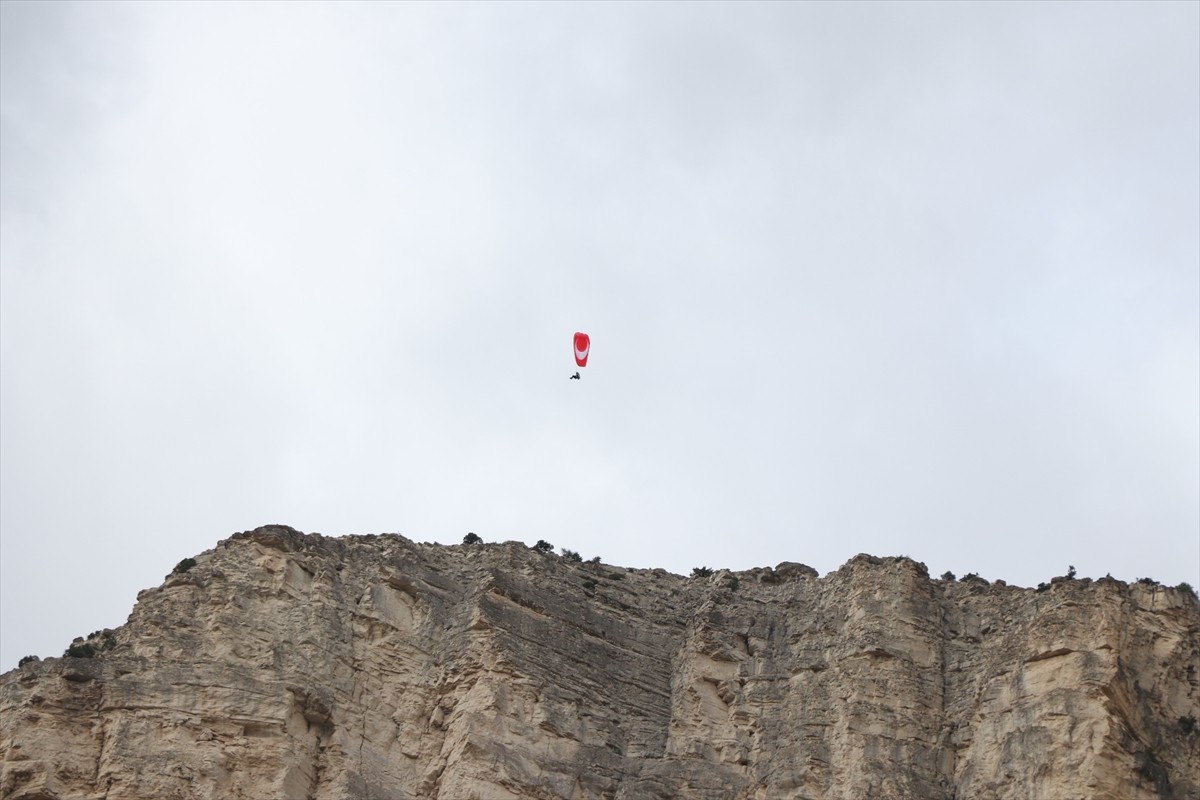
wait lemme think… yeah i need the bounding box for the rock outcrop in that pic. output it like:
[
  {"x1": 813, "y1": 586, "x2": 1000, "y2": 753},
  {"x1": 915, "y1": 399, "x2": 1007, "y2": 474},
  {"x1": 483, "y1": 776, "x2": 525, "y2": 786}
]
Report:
[{"x1": 2, "y1": 525, "x2": 1197, "y2": 799}]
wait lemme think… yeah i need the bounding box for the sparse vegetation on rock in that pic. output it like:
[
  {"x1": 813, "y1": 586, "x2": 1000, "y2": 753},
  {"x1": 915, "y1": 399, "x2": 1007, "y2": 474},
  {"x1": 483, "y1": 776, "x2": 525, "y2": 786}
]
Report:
[
  {"x1": 64, "y1": 642, "x2": 96, "y2": 659},
  {"x1": 18, "y1": 655, "x2": 38, "y2": 667},
  {"x1": 463, "y1": 532, "x2": 482, "y2": 545},
  {"x1": 533, "y1": 540, "x2": 554, "y2": 554},
  {"x1": 561, "y1": 548, "x2": 582, "y2": 562},
  {"x1": 691, "y1": 566, "x2": 714, "y2": 578},
  {"x1": 173, "y1": 557, "x2": 197, "y2": 574},
  {"x1": 64, "y1": 630, "x2": 117, "y2": 659}
]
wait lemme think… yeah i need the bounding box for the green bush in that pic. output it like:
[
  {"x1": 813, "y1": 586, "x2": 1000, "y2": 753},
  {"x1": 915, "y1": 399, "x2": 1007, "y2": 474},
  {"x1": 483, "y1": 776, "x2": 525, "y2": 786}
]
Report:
[
  {"x1": 173, "y1": 557, "x2": 197, "y2": 574},
  {"x1": 65, "y1": 630, "x2": 116, "y2": 658},
  {"x1": 533, "y1": 540, "x2": 554, "y2": 554},
  {"x1": 18, "y1": 655, "x2": 39, "y2": 667},
  {"x1": 64, "y1": 642, "x2": 96, "y2": 659},
  {"x1": 941, "y1": 571, "x2": 956, "y2": 581},
  {"x1": 463, "y1": 532, "x2": 482, "y2": 545},
  {"x1": 561, "y1": 548, "x2": 582, "y2": 562},
  {"x1": 1176, "y1": 582, "x2": 1196, "y2": 598},
  {"x1": 691, "y1": 566, "x2": 714, "y2": 578}
]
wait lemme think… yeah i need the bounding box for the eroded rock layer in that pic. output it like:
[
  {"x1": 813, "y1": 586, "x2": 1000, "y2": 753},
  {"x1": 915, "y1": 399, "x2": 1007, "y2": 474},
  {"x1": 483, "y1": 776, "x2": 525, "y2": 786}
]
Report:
[{"x1": 2, "y1": 525, "x2": 1197, "y2": 799}]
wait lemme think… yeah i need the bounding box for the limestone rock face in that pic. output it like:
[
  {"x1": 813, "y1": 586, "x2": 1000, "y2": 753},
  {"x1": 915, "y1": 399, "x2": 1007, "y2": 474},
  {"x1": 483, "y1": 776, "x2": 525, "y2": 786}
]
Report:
[{"x1": 2, "y1": 526, "x2": 1197, "y2": 799}]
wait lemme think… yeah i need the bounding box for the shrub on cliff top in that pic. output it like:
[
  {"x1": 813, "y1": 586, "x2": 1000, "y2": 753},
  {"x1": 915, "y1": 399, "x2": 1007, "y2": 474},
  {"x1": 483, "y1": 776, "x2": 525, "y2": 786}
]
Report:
[
  {"x1": 561, "y1": 548, "x2": 582, "y2": 562},
  {"x1": 18, "y1": 655, "x2": 38, "y2": 667},
  {"x1": 63, "y1": 628, "x2": 117, "y2": 659},
  {"x1": 463, "y1": 532, "x2": 482, "y2": 545},
  {"x1": 173, "y1": 557, "x2": 197, "y2": 574},
  {"x1": 691, "y1": 566, "x2": 714, "y2": 578},
  {"x1": 64, "y1": 642, "x2": 96, "y2": 659},
  {"x1": 533, "y1": 540, "x2": 554, "y2": 554}
]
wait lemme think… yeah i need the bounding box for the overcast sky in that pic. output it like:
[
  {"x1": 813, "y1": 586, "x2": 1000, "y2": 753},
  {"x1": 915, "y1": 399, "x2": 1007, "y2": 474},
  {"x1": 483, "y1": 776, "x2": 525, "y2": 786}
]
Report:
[{"x1": 2, "y1": 1, "x2": 1197, "y2": 670}]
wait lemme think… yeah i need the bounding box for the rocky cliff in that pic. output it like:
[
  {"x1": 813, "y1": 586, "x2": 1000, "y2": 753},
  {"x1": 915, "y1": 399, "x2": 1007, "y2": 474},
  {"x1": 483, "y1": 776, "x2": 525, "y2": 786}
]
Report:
[{"x1": 2, "y1": 525, "x2": 1197, "y2": 799}]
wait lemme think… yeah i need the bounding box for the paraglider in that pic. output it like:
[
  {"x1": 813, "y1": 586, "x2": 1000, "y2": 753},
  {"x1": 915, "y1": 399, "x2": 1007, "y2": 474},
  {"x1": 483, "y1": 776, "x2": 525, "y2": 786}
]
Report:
[
  {"x1": 574, "y1": 332, "x2": 590, "y2": 366},
  {"x1": 571, "y1": 332, "x2": 589, "y2": 379}
]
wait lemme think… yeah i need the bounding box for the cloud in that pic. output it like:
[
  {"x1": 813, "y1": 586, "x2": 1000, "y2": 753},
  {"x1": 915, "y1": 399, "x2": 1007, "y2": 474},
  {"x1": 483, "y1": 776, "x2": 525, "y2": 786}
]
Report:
[{"x1": 2, "y1": 1, "x2": 1197, "y2": 669}]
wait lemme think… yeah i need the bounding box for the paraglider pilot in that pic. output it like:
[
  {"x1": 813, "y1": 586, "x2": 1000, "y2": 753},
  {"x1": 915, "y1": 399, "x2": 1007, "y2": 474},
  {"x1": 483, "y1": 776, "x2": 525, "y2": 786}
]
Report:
[{"x1": 570, "y1": 372, "x2": 580, "y2": 380}]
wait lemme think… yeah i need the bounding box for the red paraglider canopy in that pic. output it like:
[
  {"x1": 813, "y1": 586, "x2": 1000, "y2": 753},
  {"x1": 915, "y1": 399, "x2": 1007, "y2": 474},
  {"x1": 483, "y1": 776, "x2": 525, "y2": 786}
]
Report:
[{"x1": 573, "y1": 332, "x2": 590, "y2": 367}]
